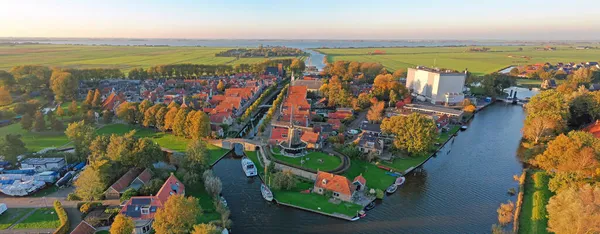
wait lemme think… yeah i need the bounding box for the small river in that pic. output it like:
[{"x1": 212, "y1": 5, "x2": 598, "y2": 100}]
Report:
[{"x1": 214, "y1": 103, "x2": 528, "y2": 234}]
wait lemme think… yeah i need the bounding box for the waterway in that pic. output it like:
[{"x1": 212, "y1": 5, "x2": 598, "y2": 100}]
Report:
[{"x1": 213, "y1": 103, "x2": 528, "y2": 234}]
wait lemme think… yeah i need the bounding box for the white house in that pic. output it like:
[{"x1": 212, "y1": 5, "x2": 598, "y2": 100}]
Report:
[
  {"x1": 20, "y1": 158, "x2": 66, "y2": 172},
  {"x1": 406, "y1": 67, "x2": 466, "y2": 105}
]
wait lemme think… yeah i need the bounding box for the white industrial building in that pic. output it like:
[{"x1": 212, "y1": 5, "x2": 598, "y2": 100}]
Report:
[
  {"x1": 406, "y1": 67, "x2": 467, "y2": 105},
  {"x1": 20, "y1": 158, "x2": 66, "y2": 172}
]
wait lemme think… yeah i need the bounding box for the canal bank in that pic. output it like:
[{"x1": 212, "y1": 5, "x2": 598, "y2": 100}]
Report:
[{"x1": 210, "y1": 104, "x2": 527, "y2": 233}]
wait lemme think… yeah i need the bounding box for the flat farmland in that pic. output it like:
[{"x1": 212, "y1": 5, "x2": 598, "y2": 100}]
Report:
[
  {"x1": 316, "y1": 46, "x2": 600, "y2": 75},
  {"x1": 0, "y1": 44, "x2": 293, "y2": 70}
]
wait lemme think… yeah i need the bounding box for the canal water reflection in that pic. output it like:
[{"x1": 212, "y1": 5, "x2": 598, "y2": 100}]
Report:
[{"x1": 213, "y1": 104, "x2": 526, "y2": 234}]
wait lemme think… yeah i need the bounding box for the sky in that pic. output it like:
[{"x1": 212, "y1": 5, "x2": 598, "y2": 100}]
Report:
[{"x1": 1, "y1": 0, "x2": 599, "y2": 40}]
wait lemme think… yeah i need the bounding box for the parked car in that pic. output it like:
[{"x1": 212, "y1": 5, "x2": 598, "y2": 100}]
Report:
[
  {"x1": 347, "y1": 129, "x2": 360, "y2": 135},
  {"x1": 0, "y1": 203, "x2": 7, "y2": 215}
]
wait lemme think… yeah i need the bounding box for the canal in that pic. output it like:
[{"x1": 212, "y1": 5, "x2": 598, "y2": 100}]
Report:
[{"x1": 213, "y1": 103, "x2": 526, "y2": 234}]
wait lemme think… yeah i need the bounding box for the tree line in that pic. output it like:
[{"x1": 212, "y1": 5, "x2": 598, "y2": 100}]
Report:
[{"x1": 215, "y1": 46, "x2": 307, "y2": 58}]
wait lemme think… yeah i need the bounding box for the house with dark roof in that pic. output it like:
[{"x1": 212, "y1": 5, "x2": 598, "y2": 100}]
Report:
[
  {"x1": 104, "y1": 168, "x2": 143, "y2": 199},
  {"x1": 357, "y1": 135, "x2": 384, "y2": 155},
  {"x1": 360, "y1": 123, "x2": 382, "y2": 136},
  {"x1": 120, "y1": 174, "x2": 184, "y2": 234}
]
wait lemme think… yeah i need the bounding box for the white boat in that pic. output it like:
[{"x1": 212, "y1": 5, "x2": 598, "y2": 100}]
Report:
[
  {"x1": 261, "y1": 183, "x2": 273, "y2": 202},
  {"x1": 386, "y1": 184, "x2": 398, "y2": 194},
  {"x1": 242, "y1": 157, "x2": 257, "y2": 177},
  {"x1": 460, "y1": 125, "x2": 468, "y2": 131},
  {"x1": 395, "y1": 176, "x2": 406, "y2": 186}
]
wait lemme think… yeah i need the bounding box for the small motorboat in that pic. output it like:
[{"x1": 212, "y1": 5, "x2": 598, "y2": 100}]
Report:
[
  {"x1": 460, "y1": 125, "x2": 468, "y2": 131},
  {"x1": 241, "y1": 157, "x2": 257, "y2": 177},
  {"x1": 386, "y1": 184, "x2": 398, "y2": 194},
  {"x1": 350, "y1": 216, "x2": 360, "y2": 221},
  {"x1": 364, "y1": 202, "x2": 376, "y2": 211},
  {"x1": 395, "y1": 176, "x2": 406, "y2": 186},
  {"x1": 220, "y1": 196, "x2": 228, "y2": 207},
  {"x1": 261, "y1": 183, "x2": 274, "y2": 202},
  {"x1": 359, "y1": 210, "x2": 366, "y2": 218}
]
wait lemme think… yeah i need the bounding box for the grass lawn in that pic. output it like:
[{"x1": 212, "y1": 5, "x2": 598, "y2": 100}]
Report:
[
  {"x1": 518, "y1": 170, "x2": 552, "y2": 234},
  {"x1": 97, "y1": 124, "x2": 228, "y2": 164},
  {"x1": 316, "y1": 45, "x2": 600, "y2": 76},
  {"x1": 274, "y1": 181, "x2": 363, "y2": 218},
  {"x1": 271, "y1": 151, "x2": 342, "y2": 171},
  {"x1": 0, "y1": 44, "x2": 297, "y2": 71},
  {"x1": 12, "y1": 208, "x2": 60, "y2": 229},
  {"x1": 0, "y1": 208, "x2": 34, "y2": 230},
  {"x1": 186, "y1": 182, "x2": 221, "y2": 224},
  {"x1": 0, "y1": 123, "x2": 70, "y2": 152},
  {"x1": 28, "y1": 186, "x2": 59, "y2": 198},
  {"x1": 379, "y1": 154, "x2": 430, "y2": 173},
  {"x1": 343, "y1": 159, "x2": 394, "y2": 191},
  {"x1": 438, "y1": 125, "x2": 460, "y2": 144}
]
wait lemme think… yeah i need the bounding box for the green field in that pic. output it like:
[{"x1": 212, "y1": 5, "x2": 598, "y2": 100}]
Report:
[
  {"x1": 0, "y1": 123, "x2": 70, "y2": 152},
  {"x1": 97, "y1": 124, "x2": 229, "y2": 163},
  {"x1": 316, "y1": 46, "x2": 600, "y2": 75},
  {"x1": 12, "y1": 208, "x2": 60, "y2": 229},
  {"x1": 343, "y1": 159, "x2": 395, "y2": 191},
  {"x1": 271, "y1": 151, "x2": 342, "y2": 171},
  {"x1": 0, "y1": 208, "x2": 34, "y2": 230},
  {"x1": 0, "y1": 44, "x2": 296, "y2": 71},
  {"x1": 518, "y1": 170, "x2": 552, "y2": 234}
]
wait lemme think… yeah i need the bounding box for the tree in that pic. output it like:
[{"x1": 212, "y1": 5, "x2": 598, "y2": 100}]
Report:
[
  {"x1": 74, "y1": 165, "x2": 107, "y2": 200},
  {"x1": 0, "y1": 70, "x2": 16, "y2": 88},
  {"x1": 203, "y1": 173, "x2": 222, "y2": 198},
  {"x1": 531, "y1": 131, "x2": 600, "y2": 185},
  {"x1": 92, "y1": 89, "x2": 102, "y2": 108},
  {"x1": 0, "y1": 86, "x2": 11, "y2": 106},
  {"x1": 187, "y1": 111, "x2": 210, "y2": 139},
  {"x1": 110, "y1": 214, "x2": 135, "y2": 234},
  {"x1": 85, "y1": 110, "x2": 96, "y2": 124},
  {"x1": 155, "y1": 106, "x2": 168, "y2": 131},
  {"x1": 120, "y1": 188, "x2": 138, "y2": 203},
  {"x1": 102, "y1": 110, "x2": 113, "y2": 124},
  {"x1": 84, "y1": 89, "x2": 94, "y2": 107},
  {"x1": 217, "y1": 80, "x2": 225, "y2": 92},
  {"x1": 56, "y1": 105, "x2": 65, "y2": 119},
  {"x1": 69, "y1": 100, "x2": 78, "y2": 116},
  {"x1": 131, "y1": 138, "x2": 163, "y2": 168},
  {"x1": 50, "y1": 71, "x2": 78, "y2": 102},
  {"x1": 191, "y1": 223, "x2": 220, "y2": 234},
  {"x1": 116, "y1": 102, "x2": 138, "y2": 124},
  {"x1": 381, "y1": 113, "x2": 437, "y2": 155},
  {"x1": 509, "y1": 67, "x2": 520, "y2": 76},
  {"x1": 392, "y1": 69, "x2": 407, "y2": 79},
  {"x1": 152, "y1": 195, "x2": 201, "y2": 234},
  {"x1": 522, "y1": 90, "x2": 569, "y2": 143},
  {"x1": 51, "y1": 118, "x2": 64, "y2": 131},
  {"x1": 568, "y1": 92, "x2": 600, "y2": 127},
  {"x1": 172, "y1": 108, "x2": 189, "y2": 136},
  {"x1": 164, "y1": 107, "x2": 179, "y2": 131},
  {"x1": 20, "y1": 113, "x2": 33, "y2": 130},
  {"x1": 138, "y1": 100, "x2": 153, "y2": 119},
  {"x1": 569, "y1": 67, "x2": 595, "y2": 86},
  {"x1": 65, "y1": 121, "x2": 96, "y2": 161},
  {"x1": 290, "y1": 58, "x2": 306, "y2": 74},
  {"x1": 185, "y1": 140, "x2": 210, "y2": 172},
  {"x1": 33, "y1": 110, "x2": 46, "y2": 131},
  {"x1": 366, "y1": 101, "x2": 385, "y2": 123},
  {"x1": 0, "y1": 134, "x2": 27, "y2": 164},
  {"x1": 271, "y1": 170, "x2": 297, "y2": 190},
  {"x1": 546, "y1": 184, "x2": 600, "y2": 234}
]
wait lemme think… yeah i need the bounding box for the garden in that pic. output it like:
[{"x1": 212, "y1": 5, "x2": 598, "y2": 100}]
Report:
[
  {"x1": 12, "y1": 208, "x2": 60, "y2": 229},
  {"x1": 0, "y1": 208, "x2": 34, "y2": 230}
]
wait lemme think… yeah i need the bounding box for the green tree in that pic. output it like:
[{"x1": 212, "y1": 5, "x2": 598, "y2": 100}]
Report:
[
  {"x1": 68, "y1": 100, "x2": 78, "y2": 116},
  {"x1": 92, "y1": 89, "x2": 102, "y2": 108},
  {"x1": 20, "y1": 113, "x2": 33, "y2": 130},
  {"x1": 568, "y1": 92, "x2": 600, "y2": 127},
  {"x1": 110, "y1": 214, "x2": 135, "y2": 234},
  {"x1": 0, "y1": 134, "x2": 27, "y2": 164},
  {"x1": 50, "y1": 71, "x2": 78, "y2": 102},
  {"x1": 381, "y1": 113, "x2": 437, "y2": 155},
  {"x1": 65, "y1": 121, "x2": 96, "y2": 161},
  {"x1": 102, "y1": 110, "x2": 113, "y2": 124},
  {"x1": 50, "y1": 118, "x2": 64, "y2": 131},
  {"x1": 152, "y1": 195, "x2": 201, "y2": 234},
  {"x1": 85, "y1": 110, "x2": 96, "y2": 124},
  {"x1": 0, "y1": 86, "x2": 11, "y2": 106},
  {"x1": 185, "y1": 140, "x2": 209, "y2": 172},
  {"x1": 522, "y1": 90, "x2": 569, "y2": 143},
  {"x1": 131, "y1": 138, "x2": 163, "y2": 167},
  {"x1": 33, "y1": 110, "x2": 45, "y2": 131},
  {"x1": 546, "y1": 184, "x2": 600, "y2": 234},
  {"x1": 0, "y1": 70, "x2": 16, "y2": 88}
]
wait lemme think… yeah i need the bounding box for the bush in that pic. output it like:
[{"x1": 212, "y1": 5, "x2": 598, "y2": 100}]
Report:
[
  {"x1": 79, "y1": 202, "x2": 102, "y2": 214},
  {"x1": 497, "y1": 201, "x2": 514, "y2": 226},
  {"x1": 271, "y1": 170, "x2": 297, "y2": 191},
  {"x1": 204, "y1": 173, "x2": 222, "y2": 198},
  {"x1": 533, "y1": 172, "x2": 544, "y2": 189},
  {"x1": 67, "y1": 192, "x2": 81, "y2": 201},
  {"x1": 120, "y1": 188, "x2": 138, "y2": 202},
  {"x1": 375, "y1": 189, "x2": 384, "y2": 199},
  {"x1": 53, "y1": 201, "x2": 69, "y2": 234}
]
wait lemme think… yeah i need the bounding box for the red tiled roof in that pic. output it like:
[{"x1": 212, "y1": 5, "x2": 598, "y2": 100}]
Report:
[
  {"x1": 136, "y1": 168, "x2": 152, "y2": 185},
  {"x1": 353, "y1": 174, "x2": 366, "y2": 186},
  {"x1": 584, "y1": 121, "x2": 600, "y2": 138},
  {"x1": 210, "y1": 112, "x2": 232, "y2": 124},
  {"x1": 156, "y1": 174, "x2": 184, "y2": 204},
  {"x1": 314, "y1": 171, "x2": 354, "y2": 196},
  {"x1": 70, "y1": 221, "x2": 96, "y2": 234},
  {"x1": 301, "y1": 130, "x2": 319, "y2": 144},
  {"x1": 327, "y1": 119, "x2": 342, "y2": 130},
  {"x1": 102, "y1": 92, "x2": 126, "y2": 110},
  {"x1": 270, "y1": 127, "x2": 288, "y2": 142}
]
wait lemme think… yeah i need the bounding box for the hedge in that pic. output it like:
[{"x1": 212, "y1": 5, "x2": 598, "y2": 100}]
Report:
[{"x1": 53, "y1": 200, "x2": 70, "y2": 234}]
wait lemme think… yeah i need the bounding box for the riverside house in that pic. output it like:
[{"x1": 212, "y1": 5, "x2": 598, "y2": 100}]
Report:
[{"x1": 313, "y1": 171, "x2": 367, "y2": 202}]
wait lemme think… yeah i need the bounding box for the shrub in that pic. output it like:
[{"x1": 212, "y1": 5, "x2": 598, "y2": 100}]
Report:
[
  {"x1": 53, "y1": 200, "x2": 69, "y2": 234},
  {"x1": 271, "y1": 170, "x2": 297, "y2": 190},
  {"x1": 79, "y1": 202, "x2": 102, "y2": 214},
  {"x1": 203, "y1": 172, "x2": 222, "y2": 198},
  {"x1": 375, "y1": 189, "x2": 384, "y2": 199},
  {"x1": 497, "y1": 201, "x2": 514, "y2": 226},
  {"x1": 120, "y1": 188, "x2": 138, "y2": 202},
  {"x1": 533, "y1": 172, "x2": 545, "y2": 189},
  {"x1": 67, "y1": 192, "x2": 81, "y2": 201}
]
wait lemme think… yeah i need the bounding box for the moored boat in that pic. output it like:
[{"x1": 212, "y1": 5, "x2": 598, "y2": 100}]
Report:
[
  {"x1": 395, "y1": 176, "x2": 406, "y2": 186},
  {"x1": 359, "y1": 210, "x2": 366, "y2": 218},
  {"x1": 364, "y1": 202, "x2": 376, "y2": 211},
  {"x1": 241, "y1": 157, "x2": 257, "y2": 177},
  {"x1": 386, "y1": 183, "x2": 398, "y2": 194},
  {"x1": 261, "y1": 183, "x2": 273, "y2": 202},
  {"x1": 460, "y1": 125, "x2": 468, "y2": 131}
]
